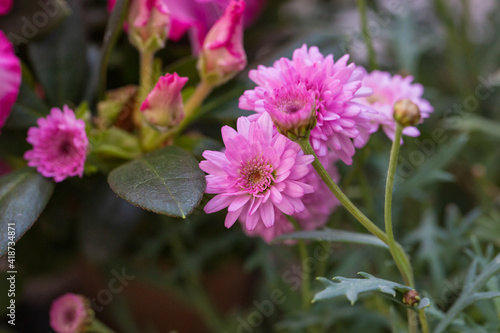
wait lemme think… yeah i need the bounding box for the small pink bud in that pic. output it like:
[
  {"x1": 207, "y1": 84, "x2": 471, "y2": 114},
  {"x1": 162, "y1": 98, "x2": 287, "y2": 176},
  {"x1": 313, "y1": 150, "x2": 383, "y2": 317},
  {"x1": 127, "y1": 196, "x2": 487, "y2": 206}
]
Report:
[
  {"x1": 140, "y1": 73, "x2": 188, "y2": 129},
  {"x1": 49, "y1": 293, "x2": 94, "y2": 333},
  {"x1": 128, "y1": 0, "x2": 171, "y2": 52},
  {"x1": 264, "y1": 83, "x2": 317, "y2": 140},
  {"x1": 198, "y1": 0, "x2": 247, "y2": 86}
]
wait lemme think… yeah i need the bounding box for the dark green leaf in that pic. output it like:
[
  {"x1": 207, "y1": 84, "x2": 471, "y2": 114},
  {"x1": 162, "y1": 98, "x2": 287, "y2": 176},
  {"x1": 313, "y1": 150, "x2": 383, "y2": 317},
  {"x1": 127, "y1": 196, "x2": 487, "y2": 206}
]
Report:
[
  {"x1": 97, "y1": 0, "x2": 130, "y2": 100},
  {"x1": 4, "y1": 81, "x2": 50, "y2": 129},
  {"x1": 0, "y1": 169, "x2": 54, "y2": 256},
  {"x1": 314, "y1": 272, "x2": 412, "y2": 305},
  {"x1": 275, "y1": 228, "x2": 389, "y2": 249},
  {"x1": 27, "y1": 0, "x2": 87, "y2": 107},
  {"x1": 108, "y1": 146, "x2": 206, "y2": 218}
]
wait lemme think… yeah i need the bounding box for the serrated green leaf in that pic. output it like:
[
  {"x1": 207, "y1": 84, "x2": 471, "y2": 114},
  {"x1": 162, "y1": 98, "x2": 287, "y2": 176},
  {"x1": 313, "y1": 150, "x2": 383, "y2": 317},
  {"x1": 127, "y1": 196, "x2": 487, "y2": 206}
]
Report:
[
  {"x1": 275, "y1": 228, "x2": 388, "y2": 249},
  {"x1": 108, "y1": 146, "x2": 206, "y2": 218},
  {"x1": 27, "y1": 0, "x2": 87, "y2": 107},
  {"x1": 314, "y1": 272, "x2": 413, "y2": 305},
  {"x1": 0, "y1": 169, "x2": 54, "y2": 256},
  {"x1": 4, "y1": 81, "x2": 50, "y2": 129}
]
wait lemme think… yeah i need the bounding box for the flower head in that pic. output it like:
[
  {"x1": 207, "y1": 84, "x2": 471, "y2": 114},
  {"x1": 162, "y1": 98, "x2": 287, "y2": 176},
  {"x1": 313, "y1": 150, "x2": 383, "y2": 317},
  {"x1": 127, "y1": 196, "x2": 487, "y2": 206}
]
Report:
[
  {"x1": 24, "y1": 106, "x2": 88, "y2": 183},
  {"x1": 199, "y1": 113, "x2": 314, "y2": 230},
  {"x1": 141, "y1": 73, "x2": 188, "y2": 129},
  {"x1": 127, "y1": 0, "x2": 171, "y2": 52},
  {"x1": 49, "y1": 293, "x2": 93, "y2": 333},
  {"x1": 264, "y1": 83, "x2": 317, "y2": 140},
  {"x1": 243, "y1": 153, "x2": 340, "y2": 243},
  {"x1": 357, "y1": 70, "x2": 433, "y2": 141},
  {"x1": 0, "y1": 30, "x2": 21, "y2": 133},
  {"x1": 239, "y1": 44, "x2": 373, "y2": 164},
  {"x1": 198, "y1": 0, "x2": 247, "y2": 86}
]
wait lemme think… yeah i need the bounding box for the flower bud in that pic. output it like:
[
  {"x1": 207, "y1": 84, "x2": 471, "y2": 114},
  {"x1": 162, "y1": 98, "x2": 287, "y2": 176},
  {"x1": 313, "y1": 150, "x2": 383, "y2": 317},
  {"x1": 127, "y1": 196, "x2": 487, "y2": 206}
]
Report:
[
  {"x1": 264, "y1": 83, "x2": 317, "y2": 140},
  {"x1": 140, "y1": 73, "x2": 188, "y2": 130},
  {"x1": 50, "y1": 293, "x2": 94, "y2": 333},
  {"x1": 128, "y1": 0, "x2": 171, "y2": 53},
  {"x1": 402, "y1": 290, "x2": 421, "y2": 307},
  {"x1": 393, "y1": 99, "x2": 421, "y2": 127},
  {"x1": 197, "y1": 0, "x2": 247, "y2": 86}
]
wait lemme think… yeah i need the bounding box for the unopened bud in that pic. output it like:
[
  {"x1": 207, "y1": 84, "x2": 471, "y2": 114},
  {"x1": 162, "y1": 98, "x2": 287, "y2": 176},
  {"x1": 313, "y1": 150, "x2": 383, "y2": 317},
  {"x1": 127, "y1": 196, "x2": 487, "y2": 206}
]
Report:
[
  {"x1": 197, "y1": 0, "x2": 247, "y2": 86},
  {"x1": 402, "y1": 290, "x2": 421, "y2": 307},
  {"x1": 393, "y1": 99, "x2": 421, "y2": 127}
]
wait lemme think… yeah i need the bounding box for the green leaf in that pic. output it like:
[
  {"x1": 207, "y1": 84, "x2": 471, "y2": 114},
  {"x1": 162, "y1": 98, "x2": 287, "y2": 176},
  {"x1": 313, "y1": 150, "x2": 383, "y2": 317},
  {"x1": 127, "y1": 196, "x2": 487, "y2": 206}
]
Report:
[
  {"x1": 314, "y1": 272, "x2": 413, "y2": 305},
  {"x1": 4, "y1": 81, "x2": 50, "y2": 129},
  {"x1": 449, "y1": 115, "x2": 500, "y2": 140},
  {"x1": 275, "y1": 228, "x2": 389, "y2": 249},
  {"x1": 0, "y1": 169, "x2": 55, "y2": 256},
  {"x1": 434, "y1": 253, "x2": 500, "y2": 333},
  {"x1": 108, "y1": 146, "x2": 206, "y2": 218},
  {"x1": 91, "y1": 127, "x2": 142, "y2": 160},
  {"x1": 97, "y1": 0, "x2": 130, "y2": 100},
  {"x1": 27, "y1": 0, "x2": 87, "y2": 107}
]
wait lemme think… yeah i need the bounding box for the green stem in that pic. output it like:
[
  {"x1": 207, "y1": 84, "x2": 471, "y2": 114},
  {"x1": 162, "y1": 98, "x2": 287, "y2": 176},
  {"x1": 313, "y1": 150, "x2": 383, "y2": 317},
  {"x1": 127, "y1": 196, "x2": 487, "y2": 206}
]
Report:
[
  {"x1": 384, "y1": 125, "x2": 412, "y2": 286},
  {"x1": 88, "y1": 317, "x2": 116, "y2": 333},
  {"x1": 134, "y1": 50, "x2": 154, "y2": 129},
  {"x1": 170, "y1": 236, "x2": 224, "y2": 332},
  {"x1": 356, "y1": 0, "x2": 378, "y2": 70},
  {"x1": 419, "y1": 309, "x2": 429, "y2": 333},
  {"x1": 408, "y1": 309, "x2": 418, "y2": 333},
  {"x1": 297, "y1": 138, "x2": 387, "y2": 243}
]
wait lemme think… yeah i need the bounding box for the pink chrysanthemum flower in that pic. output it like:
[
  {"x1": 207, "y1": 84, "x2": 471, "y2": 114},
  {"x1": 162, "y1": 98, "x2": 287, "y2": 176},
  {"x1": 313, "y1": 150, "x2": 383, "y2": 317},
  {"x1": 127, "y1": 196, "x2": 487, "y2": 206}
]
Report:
[
  {"x1": 243, "y1": 154, "x2": 341, "y2": 243},
  {"x1": 357, "y1": 70, "x2": 434, "y2": 141},
  {"x1": 0, "y1": 0, "x2": 12, "y2": 15},
  {"x1": 24, "y1": 106, "x2": 88, "y2": 183},
  {"x1": 199, "y1": 113, "x2": 315, "y2": 230},
  {"x1": 239, "y1": 44, "x2": 374, "y2": 165},
  {"x1": 0, "y1": 30, "x2": 21, "y2": 132},
  {"x1": 50, "y1": 293, "x2": 93, "y2": 333}
]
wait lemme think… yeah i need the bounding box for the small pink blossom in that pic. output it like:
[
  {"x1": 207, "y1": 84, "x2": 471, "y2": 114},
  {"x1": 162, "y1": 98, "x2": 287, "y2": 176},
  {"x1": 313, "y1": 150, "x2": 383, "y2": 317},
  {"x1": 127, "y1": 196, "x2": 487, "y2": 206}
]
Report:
[
  {"x1": 239, "y1": 44, "x2": 374, "y2": 165},
  {"x1": 50, "y1": 293, "x2": 93, "y2": 333},
  {"x1": 357, "y1": 70, "x2": 434, "y2": 141},
  {"x1": 198, "y1": 0, "x2": 247, "y2": 85},
  {"x1": 127, "y1": 0, "x2": 171, "y2": 51},
  {"x1": 141, "y1": 73, "x2": 188, "y2": 128},
  {"x1": 0, "y1": 30, "x2": 21, "y2": 132},
  {"x1": 0, "y1": 0, "x2": 12, "y2": 15},
  {"x1": 24, "y1": 106, "x2": 88, "y2": 183},
  {"x1": 199, "y1": 113, "x2": 315, "y2": 231}
]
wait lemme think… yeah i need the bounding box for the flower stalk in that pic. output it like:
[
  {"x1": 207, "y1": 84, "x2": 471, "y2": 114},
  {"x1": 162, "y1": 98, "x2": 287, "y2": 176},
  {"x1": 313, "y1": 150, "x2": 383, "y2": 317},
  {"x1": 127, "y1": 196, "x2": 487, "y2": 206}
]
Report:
[{"x1": 134, "y1": 49, "x2": 154, "y2": 129}]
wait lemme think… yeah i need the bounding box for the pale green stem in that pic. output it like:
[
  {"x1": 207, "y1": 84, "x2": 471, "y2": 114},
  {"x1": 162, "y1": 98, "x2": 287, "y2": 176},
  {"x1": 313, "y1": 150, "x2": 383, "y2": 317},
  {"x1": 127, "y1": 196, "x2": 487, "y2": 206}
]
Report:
[
  {"x1": 419, "y1": 309, "x2": 429, "y2": 333},
  {"x1": 356, "y1": 0, "x2": 378, "y2": 70},
  {"x1": 88, "y1": 317, "x2": 116, "y2": 333},
  {"x1": 296, "y1": 138, "x2": 387, "y2": 243},
  {"x1": 385, "y1": 124, "x2": 428, "y2": 333},
  {"x1": 134, "y1": 50, "x2": 154, "y2": 129}
]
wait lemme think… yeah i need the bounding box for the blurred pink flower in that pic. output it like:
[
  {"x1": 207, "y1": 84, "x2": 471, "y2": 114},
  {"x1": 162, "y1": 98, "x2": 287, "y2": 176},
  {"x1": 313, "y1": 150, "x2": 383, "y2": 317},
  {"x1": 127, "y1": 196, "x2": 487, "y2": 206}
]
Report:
[
  {"x1": 141, "y1": 72, "x2": 188, "y2": 128},
  {"x1": 357, "y1": 70, "x2": 434, "y2": 141},
  {"x1": 0, "y1": 0, "x2": 12, "y2": 15},
  {"x1": 199, "y1": 113, "x2": 314, "y2": 231},
  {"x1": 0, "y1": 30, "x2": 21, "y2": 133},
  {"x1": 24, "y1": 106, "x2": 88, "y2": 183},
  {"x1": 240, "y1": 44, "x2": 374, "y2": 165},
  {"x1": 127, "y1": 0, "x2": 171, "y2": 51},
  {"x1": 198, "y1": 0, "x2": 247, "y2": 85},
  {"x1": 50, "y1": 293, "x2": 92, "y2": 333},
  {"x1": 166, "y1": 0, "x2": 265, "y2": 54}
]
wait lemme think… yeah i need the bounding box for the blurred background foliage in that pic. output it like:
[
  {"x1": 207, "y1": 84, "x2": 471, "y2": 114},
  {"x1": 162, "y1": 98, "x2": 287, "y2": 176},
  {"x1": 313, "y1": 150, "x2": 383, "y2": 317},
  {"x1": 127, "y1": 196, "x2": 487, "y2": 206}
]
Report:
[{"x1": 1, "y1": 0, "x2": 500, "y2": 332}]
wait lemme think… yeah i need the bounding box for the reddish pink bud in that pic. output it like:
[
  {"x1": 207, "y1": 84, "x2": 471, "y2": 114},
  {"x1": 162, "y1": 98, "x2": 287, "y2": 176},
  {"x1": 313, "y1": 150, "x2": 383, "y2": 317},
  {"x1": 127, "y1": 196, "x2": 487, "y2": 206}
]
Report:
[
  {"x1": 140, "y1": 73, "x2": 188, "y2": 129},
  {"x1": 198, "y1": 0, "x2": 247, "y2": 86},
  {"x1": 128, "y1": 0, "x2": 171, "y2": 52}
]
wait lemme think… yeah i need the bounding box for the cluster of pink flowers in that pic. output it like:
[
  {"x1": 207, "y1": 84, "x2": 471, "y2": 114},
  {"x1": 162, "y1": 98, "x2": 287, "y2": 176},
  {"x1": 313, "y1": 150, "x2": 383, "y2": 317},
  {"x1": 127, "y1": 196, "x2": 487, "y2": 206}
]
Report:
[{"x1": 200, "y1": 43, "x2": 433, "y2": 243}]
